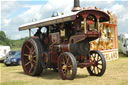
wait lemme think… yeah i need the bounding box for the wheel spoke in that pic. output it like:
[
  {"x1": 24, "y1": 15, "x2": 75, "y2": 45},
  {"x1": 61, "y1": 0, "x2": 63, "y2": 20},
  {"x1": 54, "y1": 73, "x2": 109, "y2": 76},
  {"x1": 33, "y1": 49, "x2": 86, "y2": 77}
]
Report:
[
  {"x1": 96, "y1": 54, "x2": 99, "y2": 61},
  {"x1": 33, "y1": 59, "x2": 36, "y2": 63},
  {"x1": 96, "y1": 67, "x2": 99, "y2": 74},
  {"x1": 31, "y1": 46, "x2": 33, "y2": 51},
  {"x1": 98, "y1": 63, "x2": 102, "y2": 65},
  {"x1": 32, "y1": 49, "x2": 35, "y2": 55},
  {"x1": 29, "y1": 67, "x2": 32, "y2": 73},
  {"x1": 62, "y1": 57, "x2": 64, "y2": 64},
  {"x1": 26, "y1": 44, "x2": 31, "y2": 51},
  {"x1": 66, "y1": 56, "x2": 69, "y2": 64},
  {"x1": 93, "y1": 53, "x2": 96, "y2": 61},
  {"x1": 25, "y1": 61, "x2": 31, "y2": 66},
  {"x1": 29, "y1": 63, "x2": 34, "y2": 73},
  {"x1": 66, "y1": 70, "x2": 71, "y2": 77},
  {"x1": 93, "y1": 53, "x2": 96, "y2": 58},
  {"x1": 97, "y1": 59, "x2": 102, "y2": 62},
  {"x1": 94, "y1": 66, "x2": 96, "y2": 73},
  {"x1": 97, "y1": 66, "x2": 102, "y2": 70},
  {"x1": 68, "y1": 65, "x2": 72, "y2": 68},
  {"x1": 32, "y1": 56, "x2": 36, "y2": 58},
  {"x1": 66, "y1": 57, "x2": 70, "y2": 66},
  {"x1": 93, "y1": 66, "x2": 96, "y2": 73},
  {"x1": 97, "y1": 55, "x2": 99, "y2": 60},
  {"x1": 63, "y1": 57, "x2": 66, "y2": 64},
  {"x1": 24, "y1": 54, "x2": 30, "y2": 57},
  {"x1": 64, "y1": 56, "x2": 67, "y2": 64},
  {"x1": 90, "y1": 66, "x2": 93, "y2": 72},
  {"x1": 67, "y1": 64, "x2": 72, "y2": 68}
]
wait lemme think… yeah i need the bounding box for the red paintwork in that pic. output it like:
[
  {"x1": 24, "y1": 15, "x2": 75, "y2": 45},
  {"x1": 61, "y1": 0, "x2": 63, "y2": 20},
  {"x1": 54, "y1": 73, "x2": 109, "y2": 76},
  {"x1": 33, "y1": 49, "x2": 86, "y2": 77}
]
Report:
[
  {"x1": 50, "y1": 52, "x2": 58, "y2": 64},
  {"x1": 87, "y1": 20, "x2": 94, "y2": 24}
]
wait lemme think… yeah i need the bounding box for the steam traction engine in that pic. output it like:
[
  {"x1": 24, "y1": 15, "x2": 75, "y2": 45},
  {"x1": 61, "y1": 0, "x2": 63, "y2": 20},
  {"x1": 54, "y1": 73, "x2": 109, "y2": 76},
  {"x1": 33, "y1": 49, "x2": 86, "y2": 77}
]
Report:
[{"x1": 19, "y1": 0, "x2": 109, "y2": 80}]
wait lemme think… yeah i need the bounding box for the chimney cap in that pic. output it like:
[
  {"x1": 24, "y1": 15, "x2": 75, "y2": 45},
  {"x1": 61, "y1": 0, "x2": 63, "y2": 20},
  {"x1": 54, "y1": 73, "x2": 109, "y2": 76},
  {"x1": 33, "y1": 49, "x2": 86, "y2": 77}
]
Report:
[{"x1": 72, "y1": 7, "x2": 82, "y2": 12}]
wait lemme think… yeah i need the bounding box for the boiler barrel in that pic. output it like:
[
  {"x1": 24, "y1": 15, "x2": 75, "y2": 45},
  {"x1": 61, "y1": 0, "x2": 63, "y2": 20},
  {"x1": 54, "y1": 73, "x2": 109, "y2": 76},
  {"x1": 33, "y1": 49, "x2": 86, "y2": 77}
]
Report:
[
  {"x1": 70, "y1": 40, "x2": 90, "y2": 56},
  {"x1": 55, "y1": 40, "x2": 90, "y2": 56}
]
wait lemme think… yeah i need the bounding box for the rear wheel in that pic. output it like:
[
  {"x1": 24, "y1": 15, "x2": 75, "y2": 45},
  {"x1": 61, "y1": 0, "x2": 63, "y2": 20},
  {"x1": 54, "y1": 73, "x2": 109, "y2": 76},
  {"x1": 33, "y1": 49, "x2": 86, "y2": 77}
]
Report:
[
  {"x1": 21, "y1": 38, "x2": 43, "y2": 76},
  {"x1": 58, "y1": 52, "x2": 77, "y2": 80},
  {"x1": 87, "y1": 50, "x2": 106, "y2": 76}
]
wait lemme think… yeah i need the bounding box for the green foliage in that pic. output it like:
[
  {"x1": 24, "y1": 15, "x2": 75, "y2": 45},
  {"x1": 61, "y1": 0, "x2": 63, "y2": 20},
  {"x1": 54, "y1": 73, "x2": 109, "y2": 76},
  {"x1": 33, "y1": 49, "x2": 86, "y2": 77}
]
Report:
[
  {"x1": 0, "y1": 31, "x2": 27, "y2": 50},
  {"x1": 0, "y1": 31, "x2": 10, "y2": 46}
]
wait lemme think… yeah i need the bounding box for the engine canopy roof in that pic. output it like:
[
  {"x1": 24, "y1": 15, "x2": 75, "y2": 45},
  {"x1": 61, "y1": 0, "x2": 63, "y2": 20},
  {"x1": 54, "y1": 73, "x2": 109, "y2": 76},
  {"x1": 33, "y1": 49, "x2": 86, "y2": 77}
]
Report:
[{"x1": 19, "y1": 9, "x2": 110, "y2": 31}]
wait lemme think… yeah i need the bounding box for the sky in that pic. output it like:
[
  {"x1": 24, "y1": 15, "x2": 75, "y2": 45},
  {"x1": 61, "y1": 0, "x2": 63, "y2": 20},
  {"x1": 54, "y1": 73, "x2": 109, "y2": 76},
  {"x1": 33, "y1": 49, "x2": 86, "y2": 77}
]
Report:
[{"x1": 1, "y1": 0, "x2": 128, "y2": 40}]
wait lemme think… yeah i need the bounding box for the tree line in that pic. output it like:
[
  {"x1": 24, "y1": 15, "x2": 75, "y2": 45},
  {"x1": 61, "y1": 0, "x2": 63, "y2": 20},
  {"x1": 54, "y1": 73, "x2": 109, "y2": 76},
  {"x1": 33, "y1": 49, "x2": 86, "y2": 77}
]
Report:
[{"x1": 0, "y1": 31, "x2": 27, "y2": 49}]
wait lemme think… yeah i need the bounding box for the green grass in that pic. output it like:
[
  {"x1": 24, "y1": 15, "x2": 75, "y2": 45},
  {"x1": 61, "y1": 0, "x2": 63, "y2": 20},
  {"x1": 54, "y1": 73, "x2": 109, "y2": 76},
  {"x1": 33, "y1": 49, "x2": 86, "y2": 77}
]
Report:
[{"x1": 0, "y1": 53, "x2": 128, "y2": 85}]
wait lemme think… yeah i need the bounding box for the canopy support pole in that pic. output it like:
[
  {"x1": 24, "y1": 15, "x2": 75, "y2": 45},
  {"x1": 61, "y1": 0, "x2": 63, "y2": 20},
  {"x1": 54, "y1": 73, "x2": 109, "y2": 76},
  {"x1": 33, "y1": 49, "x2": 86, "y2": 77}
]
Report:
[{"x1": 29, "y1": 29, "x2": 31, "y2": 38}]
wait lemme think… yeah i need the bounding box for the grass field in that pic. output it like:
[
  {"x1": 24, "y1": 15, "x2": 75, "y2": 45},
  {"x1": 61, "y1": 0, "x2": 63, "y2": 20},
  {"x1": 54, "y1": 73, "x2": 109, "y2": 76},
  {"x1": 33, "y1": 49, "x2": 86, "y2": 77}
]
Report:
[{"x1": 0, "y1": 53, "x2": 128, "y2": 85}]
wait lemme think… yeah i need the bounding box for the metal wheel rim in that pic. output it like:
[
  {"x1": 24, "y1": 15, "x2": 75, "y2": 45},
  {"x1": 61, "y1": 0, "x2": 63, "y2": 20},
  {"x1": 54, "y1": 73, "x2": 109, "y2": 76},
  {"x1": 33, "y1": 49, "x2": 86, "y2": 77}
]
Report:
[
  {"x1": 89, "y1": 51, "x2": 104, "y2": 75},
  {"x1": 22, "y1": 40, "x2": 37, "y2": 75},
  {"x1": 58, "y1": 54, "x2": 73, "y2": 79}
]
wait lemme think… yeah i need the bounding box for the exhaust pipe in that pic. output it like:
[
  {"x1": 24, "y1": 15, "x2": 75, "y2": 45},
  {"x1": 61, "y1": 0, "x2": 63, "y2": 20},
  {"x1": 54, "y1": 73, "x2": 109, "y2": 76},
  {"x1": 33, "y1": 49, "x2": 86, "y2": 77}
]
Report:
[{"x1": 72, "y1": 0, "x2": 81, "y2": 12}]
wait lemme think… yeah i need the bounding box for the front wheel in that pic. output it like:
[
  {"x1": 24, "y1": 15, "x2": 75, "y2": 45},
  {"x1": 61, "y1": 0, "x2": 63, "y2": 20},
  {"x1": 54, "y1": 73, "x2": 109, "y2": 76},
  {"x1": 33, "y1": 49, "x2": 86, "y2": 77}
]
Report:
[
  {"x1": 58, "y1": 52, "x2": 77, "y2": 80},
  {"x1": 87, "y1": 50, "x2": 106, "y2": 76}
]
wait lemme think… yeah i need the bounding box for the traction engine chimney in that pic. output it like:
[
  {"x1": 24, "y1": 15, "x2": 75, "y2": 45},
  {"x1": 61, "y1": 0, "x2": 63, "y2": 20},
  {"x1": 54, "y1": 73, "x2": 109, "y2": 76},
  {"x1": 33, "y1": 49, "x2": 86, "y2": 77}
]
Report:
[{"x1": 72, "y1": 0, "x2": 81, "y2": 12}]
